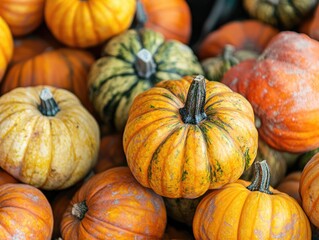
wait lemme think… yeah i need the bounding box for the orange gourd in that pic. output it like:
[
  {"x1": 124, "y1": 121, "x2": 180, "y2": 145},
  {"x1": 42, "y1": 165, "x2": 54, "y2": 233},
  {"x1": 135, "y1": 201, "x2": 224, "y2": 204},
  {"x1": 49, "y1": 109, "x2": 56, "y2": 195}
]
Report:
[
  {"x1": 0, "y1": 16, "x2": 13, "y2": 81},
  {"x1": 44, "y1": 0, "x2": 136, "y2": 48}
]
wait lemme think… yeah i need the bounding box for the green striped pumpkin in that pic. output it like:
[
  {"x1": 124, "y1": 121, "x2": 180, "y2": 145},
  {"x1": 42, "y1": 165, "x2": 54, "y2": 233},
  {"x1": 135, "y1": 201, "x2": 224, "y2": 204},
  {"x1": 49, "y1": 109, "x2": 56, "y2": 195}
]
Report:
[{"x1": 88, "y1": 28, "x2": 203, "y2": 133}]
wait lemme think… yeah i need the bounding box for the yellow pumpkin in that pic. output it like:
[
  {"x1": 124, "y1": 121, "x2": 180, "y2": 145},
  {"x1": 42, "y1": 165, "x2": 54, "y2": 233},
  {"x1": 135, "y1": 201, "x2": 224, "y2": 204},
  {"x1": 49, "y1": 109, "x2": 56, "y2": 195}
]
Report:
[{"x1": 0, "y1": 16, "x2": 13, "y2": 81}]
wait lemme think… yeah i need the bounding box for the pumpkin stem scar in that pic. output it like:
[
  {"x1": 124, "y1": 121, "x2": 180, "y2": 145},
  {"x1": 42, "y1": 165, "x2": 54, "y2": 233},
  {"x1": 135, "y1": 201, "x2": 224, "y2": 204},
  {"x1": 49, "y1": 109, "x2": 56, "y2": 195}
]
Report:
[
  {"x1": 247, "y1": 160, "x2": 273, "y2": 194},
  {"x1": 135, "y1": 48, "x2": 156, "y2": 78},
  {"x1": 71, "y1": 201, "x2": 88, "y2": 220},
  {"x1": 179, "y1": 75, "x2": 207, "y2": 124},
  {"x1": 38, "y1": 88, "x2": 60, "y2": 116}
]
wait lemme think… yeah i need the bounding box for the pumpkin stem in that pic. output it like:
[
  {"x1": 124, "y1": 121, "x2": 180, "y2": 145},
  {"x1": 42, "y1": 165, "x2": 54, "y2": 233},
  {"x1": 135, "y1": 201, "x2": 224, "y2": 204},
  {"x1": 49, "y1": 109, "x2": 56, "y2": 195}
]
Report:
[
  {"x1": 38, "y1": 88, "x2": 60, "y2": 116},
  {"x1": 222, "y1": 45, "x2": 240, "y2": 65},
  {"x1": 135, "y1": 0, "x2": 147, "y2": 29},
  {"x1": 135, "y1": 48, "x2": 156, "y2": 78},
  {"x1": 247, "y1": 160, "x2": 273, "y2": 194},
  {"x1": 71, "y1": 201, "x2": 88, "y2": 220},
  {"x1": 179, "y1": 75, "x2": 207, "y2": 124}
]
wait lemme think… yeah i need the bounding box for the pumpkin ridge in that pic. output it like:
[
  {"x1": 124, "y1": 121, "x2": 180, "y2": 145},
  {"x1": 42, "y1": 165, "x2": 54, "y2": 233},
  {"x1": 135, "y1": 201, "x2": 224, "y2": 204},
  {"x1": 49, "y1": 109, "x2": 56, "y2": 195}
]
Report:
[{"x1": 86, "y1": 3, "x2": 102, "y2": 43}]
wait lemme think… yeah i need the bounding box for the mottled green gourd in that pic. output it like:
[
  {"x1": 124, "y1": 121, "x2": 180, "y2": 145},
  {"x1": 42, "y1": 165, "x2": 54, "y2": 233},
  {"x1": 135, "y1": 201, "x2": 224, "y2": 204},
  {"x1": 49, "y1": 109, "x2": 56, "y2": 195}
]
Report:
[{"x1": 88, "y1": 28, "x2": 203, "y2": 133}]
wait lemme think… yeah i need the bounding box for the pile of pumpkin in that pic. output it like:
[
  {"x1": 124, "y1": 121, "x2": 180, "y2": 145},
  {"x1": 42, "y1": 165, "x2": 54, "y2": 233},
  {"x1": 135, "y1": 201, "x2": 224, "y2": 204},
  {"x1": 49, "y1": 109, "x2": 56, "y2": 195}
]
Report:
[{"x1": 1, "y1": 0, "x2": 319, "y2": 239}]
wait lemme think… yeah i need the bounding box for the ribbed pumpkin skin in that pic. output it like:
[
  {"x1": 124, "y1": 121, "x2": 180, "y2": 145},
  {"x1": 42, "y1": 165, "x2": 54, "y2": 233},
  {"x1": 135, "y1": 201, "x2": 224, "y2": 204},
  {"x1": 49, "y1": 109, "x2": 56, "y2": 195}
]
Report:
[
  {"x1": 243, "y1": 0, "x2": 317, "y2": 29},
  {"x1": 140, "y1": 0, "x2": 191, "y2": 44},
  {"x1": 193, "y1": 179, "x2": 311, "y2": 240},
  {"x1": 88, "y1": 29, "x2": 203, "y2": 133},
  {"x1": 277, "y1": 171, "x2": 302, "y2": 205},
  {"x1": 0, "y1": 0, "x2": 45, "y2": 36},
  {"x1": 2, "y1": 48, "x2": 95, "y2": 112},
  {"x1": 0, "y1": 16, "x2": 13, "y2": 81},
  {"x1": 0, "y1": 86, "x2": 100, "y2": 190},
  {"x1": 44, "y1": 0, "x2": 136, "y2": 48},
  {"x1": 198, "y1": 20, "x2": 279, "y2": 60},
  {"x1": 222, "y1": 31, "x2": 319, "y2": 153},
  {"x1": 0, "y1": 183, "x2": 53, "y2": 239},
  {"x1": 300, "y1": 153, "x2": 319, "y2": 227},
  {"x1": 123, "y1": 76, "x2": 258, "y2": 198},
  {"x1": 61, "y1": 167, "x2": 167, "y2": 239}
]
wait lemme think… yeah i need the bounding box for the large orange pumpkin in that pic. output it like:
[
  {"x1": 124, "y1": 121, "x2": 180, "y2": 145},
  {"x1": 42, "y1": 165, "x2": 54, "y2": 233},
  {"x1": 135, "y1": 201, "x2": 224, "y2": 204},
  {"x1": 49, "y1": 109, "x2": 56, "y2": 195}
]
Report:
[
  {"x1": 193, "y1": 161, "x2": 311, "y2": 239},
  {"x1": 0, "y1": 183, "x2": 53, "y2": 239},
  {"x1": 61, "y1": 167, "x2": 167, "y2": 239},
  {"x1": 123, "y1": 75, "x2": 258, "y2": 198},
  {"x1": 222, "y1": 31, "x2": 319, "y2": 153},
  {"x1": 44, "y1": 0, "x2": 136, "y2": 48},
  {"x1": 138, "y1": 0, "x2": 191, "y2": 44},
  {"x1": 0, "y1": 16, "x2": 13, "y2": 81}
]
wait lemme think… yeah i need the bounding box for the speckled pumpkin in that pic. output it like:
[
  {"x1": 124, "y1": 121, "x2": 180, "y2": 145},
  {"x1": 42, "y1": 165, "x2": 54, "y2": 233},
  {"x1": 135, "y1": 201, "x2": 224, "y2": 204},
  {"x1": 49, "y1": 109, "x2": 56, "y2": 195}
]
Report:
[
  {"x1": 88, "y1": 28, "x2": 203, "y2": 133},
  {"x1": 193, "y1": 161, "x2": 311, "y2": 239},
  {"x1": 123, "y1": 75, "x2": 258, "y2": 198},
  {"x1": 0, "y1": 16, "x2": 13, "y2": 81},
  {"x1": 0, "y1": 86, "x2": 100, "y2": 190}
]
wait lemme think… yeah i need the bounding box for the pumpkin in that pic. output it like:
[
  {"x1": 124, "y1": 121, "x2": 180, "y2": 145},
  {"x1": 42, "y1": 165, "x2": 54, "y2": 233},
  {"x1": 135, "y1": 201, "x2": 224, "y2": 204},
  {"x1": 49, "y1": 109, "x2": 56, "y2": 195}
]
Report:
[
  {"x1": 137, "y1": 0, "x2": 191, "y2": 44},
  {"x1": 222, "y1": 31, "x2": 319, "y2": 153},
  {"x1": 0, "y1": 86, "x2": 100, "y2": 190},
  {"x1": 243, "y1": 0, "x2": 317, "y2": 29},
  {"x1": 123, "y1": 75, "x2": 258, "y2": 198},
  {"x1": 277, "y1": 171, "x2": 302, "y2": 205},
  {"x1": 44, "y1": 0, "x2": 136, "y2": 48},
  {"x1": 2, "y1": 48, "x2": 95, "y2": 113},
  {"x1": 241, "y1": 138, "x2": 287, "y2": 187},
  {"x1": 0, "y1": 16, "x2": 13, "y2": 82},
  {"x1": 88, "y1": 28, "x2": 203, "y2": 133},
  {"x1": 0, "y1": 183, "x2": 53, "y2": 239},
  {"x1": 300, "y1": 152, "x2": 319, "y2": 228},
  {"x1": 201, "y1": 45, "x2": 258, "y2": 82},
  {"x1": 299, "y1": 4, "x2": 319, "y2": 41},
  {"x1": 93, "y1": 134, "x2": 127, "y2": 174},
  {"x1": 297, "y1": 147, "x2": 319, "y2": 170},
  {"x1": 0, "y1": 0, "x2": 45, "y2": 36},
  {"x1": 61, "y1": 166, "x2": 167, "y2": 239},
  {"x1": 198, "y1": 20, "x2": 279, "y2": 60},
  {"x1": 0, "y1": 168, "x2": 18, "y2": 185},
  {"x1": 193, "y1": 161, "x2": 311, "y2": 239}
]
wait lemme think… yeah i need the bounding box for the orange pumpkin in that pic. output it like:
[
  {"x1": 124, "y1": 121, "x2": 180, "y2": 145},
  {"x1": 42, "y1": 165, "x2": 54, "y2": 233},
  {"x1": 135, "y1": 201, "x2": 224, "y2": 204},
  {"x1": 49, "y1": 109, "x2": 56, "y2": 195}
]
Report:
[
  {"x1": 277, "y1": 171, "x2": 302, "y2": 205},
  {"x1": 44, "y1": 0, "x2": 136, "y2": 48},
  {"x1": 198, "y1": 20, "x2": 279, "y2": 60},
  {"x1": 2, "y1": 48, "x2": 95, "y2": 113},
  {"x1": 0, "y1": 168, "x2": 18, "y2": 185},
  {"x1": 222, "y1": 31, "x2": 319, "y2": 153},
  {"x1": 0, "y1": 16, "x2": 13, "y2": 81},
  {"x1": 61, "y1": 167, "x2": 167, "y2": 239},
  {"x1": 193, "y1": 161, "x2": 311, "y2": 239},
  {"x1": 300, "y1": 152, "x2": 319, "y2": 228},
  {"x1": 123, "y1": 75, "x2": 258, "y2": 198},
  {"x1": 0, "y1": 0, "x2": 45, "y2": 36},
  {"x1": 0, "y1": 183, "x2": 53, "y2": 239},
  {"x1": 138, "y1": 0, "x2": 191, "y2": 44}
]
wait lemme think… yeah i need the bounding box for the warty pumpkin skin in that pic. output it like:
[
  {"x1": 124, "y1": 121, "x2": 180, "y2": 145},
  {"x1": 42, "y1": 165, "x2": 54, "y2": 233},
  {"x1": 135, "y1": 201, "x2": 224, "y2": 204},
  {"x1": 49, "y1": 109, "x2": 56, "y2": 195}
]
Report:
[
  {"x1": 300, "y1": 152, "x2": 319, "y2": 228},
  {"x1": 88, "y1": 28, "x2": 203, "y2": 133},
  {"x1": 61, "y1": 167, "x2": 167, "y2": 239},
  {"x1": 0, "y1": 0, "x2": 45, "y2": 36},
  {"x1": 0, "y1": 86, "x2": 100, "y2": 190},
  {"x1": 193, "y1": 161, "x2": 311, "y2": 240},
  {"x1": 0, "y1": 16, "x2": 13, "y2": 82},
  {"x1": 123, "y1": 75, "x2": 258, "y2": 199},
  {"x1": 222, "y1": 31, "x2": 319, "y2": 153},
  {"x1": 0, "y1": 183, "x2": 53, "y2": 239},
  {"x1": 44, "y1": 0, "x2": 136, "y2": 48}
]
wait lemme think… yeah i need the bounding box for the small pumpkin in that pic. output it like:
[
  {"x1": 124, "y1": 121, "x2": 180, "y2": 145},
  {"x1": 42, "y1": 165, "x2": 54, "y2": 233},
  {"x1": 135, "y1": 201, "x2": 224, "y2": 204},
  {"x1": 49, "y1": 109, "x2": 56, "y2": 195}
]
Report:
[
  {"x1": 2, "y1": 48, "x2": 95, "y2": 113},
  {"x1": 0, "y1": 183, "x2": 53, "y2": 239},
  {"x1": 193, "y1": 161, "x2": 311, "y2": 239},
  {"x1": 88, "y1": 28, "x2": 203, "y2": 133},
  {"x1": 243, "y1": 0, "x2": 317, "y2": 29},
  {"x1": 44, "y1": 0, "x2": 136, "y2": 48},
  {"x1": 0, "y1": 16, "x2": 13, "y2": 81},
  {"x1": 222, "y1": 31, "x2": 319, "y2": 153},
  {"x1": 0, "y1": 0, "x2": 45, "y2": 36},
  {"x1": 0, "y1": 86, "x2": 100, "y2": 190},
  {"x1": 300, "y1": 152, "x2": 319, "y2": 228},
  {"x1": 61, "y1": 167, "x2": 167, "y2": 239},
  {"x1": 123, "y1": 75, "x2": 258, "y2": 198},
  {"x1": 137, "y1": 0, "x2": 192, "y2": 44},
  {"x1": 93, "y1": 134, "x2": 127, "y2": 174},
  {"x1": 198, "y1": 20, "x2": 279, "y2": 60},
  {"x1": 277, "y1": 171, "x2": 302, "y2": 205}
]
